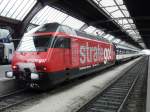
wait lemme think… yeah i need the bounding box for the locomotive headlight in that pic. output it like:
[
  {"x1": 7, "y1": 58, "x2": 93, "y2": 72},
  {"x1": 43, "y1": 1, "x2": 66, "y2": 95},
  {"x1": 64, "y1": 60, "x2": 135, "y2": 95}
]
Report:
[
  {"x1": 5, "y1": 71, "x2": 14, "y2": 78},
  {"x1": 31, "y1": 73, "x2": 39, "y2": 80}
]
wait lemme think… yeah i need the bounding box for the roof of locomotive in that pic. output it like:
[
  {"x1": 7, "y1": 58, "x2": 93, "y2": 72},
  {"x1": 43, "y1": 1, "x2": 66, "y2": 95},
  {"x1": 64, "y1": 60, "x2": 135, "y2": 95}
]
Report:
[
  {"x1": 43, "y1": 23, "x2": 110, "y2": 42},
  {"x1": 25, "y1": 22, "x2": 112, "y2": 45}
]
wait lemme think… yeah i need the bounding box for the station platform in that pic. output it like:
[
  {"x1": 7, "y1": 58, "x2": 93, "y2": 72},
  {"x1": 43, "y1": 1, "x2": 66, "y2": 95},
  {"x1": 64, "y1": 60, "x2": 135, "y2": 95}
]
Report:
[
  {"x1": 0, "y1": 65, "x2": 17, "y2": 96},
  {"x1": 0, "y1": 65, "x2": 11, "y2": 81},
  {"x1": 146, "y1": 56, "x2": 150, "y2": 112},
  {"x1": 19, "y1": 58, "x2": 141, "y2": 112}
]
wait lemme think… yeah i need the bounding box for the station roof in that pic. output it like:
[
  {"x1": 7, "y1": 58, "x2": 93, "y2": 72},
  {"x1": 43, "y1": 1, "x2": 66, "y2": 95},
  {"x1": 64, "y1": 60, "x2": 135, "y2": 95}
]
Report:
[
  {"x1": 124, "y1": 0, "x2": 150, "y2": 48},
  {"x1": 92, "y1": 0, "x2": 141, "y2": 41},
  {"x1": 0, "y1": 0, "x2": 36, "y2": 21},
  {"x1": 50, "y1": 0, "x2": 143, "y2": 49},
  {"x1": 0, "y1": 0, "x2": 145, "y2": 49},
  {"x1": 30, "y1": 5, "x2": 85, "y2": 29}
]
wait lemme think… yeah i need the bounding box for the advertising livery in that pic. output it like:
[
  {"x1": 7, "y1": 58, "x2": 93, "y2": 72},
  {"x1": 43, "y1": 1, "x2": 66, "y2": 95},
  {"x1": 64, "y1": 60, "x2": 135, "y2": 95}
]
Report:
[{"x1": 5, "y1": 23, "x2": 138, "y2": 90}]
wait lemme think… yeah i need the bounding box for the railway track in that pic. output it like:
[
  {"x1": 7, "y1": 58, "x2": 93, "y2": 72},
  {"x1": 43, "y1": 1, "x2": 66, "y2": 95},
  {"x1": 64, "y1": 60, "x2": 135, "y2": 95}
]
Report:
[
  {"x1": 0, "y1": 58, "x2": 145, "y2": 112},
  {"x1": 78, "y1": 57, "x2": 148, "y2": 112},
  {"x1": 0, "y1": 88, "x2": 39, "y2": 111}
]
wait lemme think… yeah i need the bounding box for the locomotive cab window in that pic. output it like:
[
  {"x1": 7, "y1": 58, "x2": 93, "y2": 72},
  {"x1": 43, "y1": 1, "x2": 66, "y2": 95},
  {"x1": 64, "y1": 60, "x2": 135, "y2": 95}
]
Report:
[
  {"x1": 53, "y1": 37, "x2": 70, "y2": 48},
  {"x1": 17, "y1": 35, "x2": 53, "y2": 52}
]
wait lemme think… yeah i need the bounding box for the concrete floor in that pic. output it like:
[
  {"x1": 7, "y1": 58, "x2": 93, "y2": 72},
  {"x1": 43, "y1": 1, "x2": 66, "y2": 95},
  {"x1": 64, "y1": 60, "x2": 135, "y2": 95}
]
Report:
[
  {"x1": 0, "y1": 65, "x2": 11, "y2": 80},
  {"x1": 20, "y1": 58, "x2": 141, "y2": 112},
  {"x1": 0, "y1": 65, "x2": 17, "y2": 95}
]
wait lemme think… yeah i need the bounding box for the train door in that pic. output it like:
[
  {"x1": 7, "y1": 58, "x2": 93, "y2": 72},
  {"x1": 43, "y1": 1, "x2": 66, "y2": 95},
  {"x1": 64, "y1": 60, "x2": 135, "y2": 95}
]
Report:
[
  {"x1": 63, "y1": 37, "x2": 71, "y2": 68},
  {"x1": 71, "y1": 38, "x2": 79, "y2": 67},
  {"x1": 55, "y1": 36, "x2": 71, "y2": 68},
  {"x1": 55, "y1": 36, "x2": 71, "y2": 79},
  {"x1": 4, "y1": 43, "x2": 14, "y2": 62}
]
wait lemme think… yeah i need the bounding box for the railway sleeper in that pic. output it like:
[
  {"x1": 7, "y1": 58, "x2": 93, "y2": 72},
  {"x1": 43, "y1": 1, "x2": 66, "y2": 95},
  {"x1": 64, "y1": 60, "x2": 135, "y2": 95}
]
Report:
[
  {"x1": 99, "y1": 97, "x2": 124, "y2": 102},
  {"x1": 96, "y1": 99, "x2": 121, "y2": 105},
  {"x1": 89, "y1": 107, "x2": 115, "y2": 112},
  {"x1": 91, "y1": 104, "x2": 118, "y2": 110}
]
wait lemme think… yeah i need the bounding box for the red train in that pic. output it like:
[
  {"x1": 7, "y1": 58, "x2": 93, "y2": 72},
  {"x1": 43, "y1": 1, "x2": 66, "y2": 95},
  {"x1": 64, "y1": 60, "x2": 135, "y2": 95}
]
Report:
[{"x1": 5, "y1": 23, "x2": 138, "y2": 90}]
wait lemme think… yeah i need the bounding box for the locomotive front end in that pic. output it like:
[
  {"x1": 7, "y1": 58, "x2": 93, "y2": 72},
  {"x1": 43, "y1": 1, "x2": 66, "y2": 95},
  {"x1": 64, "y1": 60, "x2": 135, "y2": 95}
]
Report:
[
  {"x1": 5, "y1": 23, "x2": 72, "y2": 90},
  {"x1": 5, "y1": 33, "x2": 51, "y2": 89},
  {"x1": 5, "y1": 28, "x2": 59, "y2": 89}
]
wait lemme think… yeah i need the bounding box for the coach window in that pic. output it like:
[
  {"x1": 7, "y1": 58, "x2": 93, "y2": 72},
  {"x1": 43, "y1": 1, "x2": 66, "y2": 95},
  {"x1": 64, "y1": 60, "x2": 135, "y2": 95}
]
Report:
[
  {"x1": 9, "y1": 49, "x2": 12, "y2": 54},
  {"x1": 116, "y1": 48, "x2": 119, "y2": 54},
  {"x1": 54, "y1": 37, "x2": 70, "y2": 48}
]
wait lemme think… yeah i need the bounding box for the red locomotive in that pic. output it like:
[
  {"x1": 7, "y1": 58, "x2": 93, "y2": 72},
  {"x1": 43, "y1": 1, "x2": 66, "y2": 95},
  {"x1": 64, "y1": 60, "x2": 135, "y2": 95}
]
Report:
[{"x1": 6, "y1": 23, "x2": 117, "y2": 90}]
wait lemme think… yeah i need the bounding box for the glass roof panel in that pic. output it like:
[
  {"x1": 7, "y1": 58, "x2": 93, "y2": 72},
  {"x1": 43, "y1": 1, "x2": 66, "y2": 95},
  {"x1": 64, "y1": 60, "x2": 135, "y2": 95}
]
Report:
[
  {"x1": 31, "y1": 6, "x2": 68, "y2": 25},
  {"x1": 103, "y1": 34, "x2": 111, "y2": 39},
  {"x1": 118, "y1": 19, "x2": 128, "y2": 25},
  {"x1": 128, "y1": 19, "x2": 134, "y2": 23},
  {"x1": 100, "y1": 0, "x2": 116, "y2": 7},
  {"x1": 84, "y1": 26, "x2": 96, "y2": 34},
  {"x1": 62, "y1": 16, "x2": 85, "y2": 29},
  {"x1": 111, "y1": 10, "x2": 124, "y2": 18},
  {"x1": 31, "y1": 6, "x2": 49, "y2": 24},
  {"x1": 122, "y1": 10, "x2": 130, "y2": 17},
  {"x1": 11, "y1": 0, "x2": 29, "y2": 19},
  {"x1": 0, "y1": 0, "x2": 16, "y2": 16},
  {"x1": 113, "y1": 39, "x2": 121, "y2": 43},
  {"x1": 104, "y1": 6, "x2": 118, "y2": 13},
  {"x1": 122, "y1": 24, "x2": 132, "y2": 29},
  {"x1": 107, "y1": 35, "x2": 114, "y2": 41},
  {"x1": 83, "y1": 25, "x2": 125, "y2": 44},
  {"x1": 92, "y1": 0, "x2": 142, "y2": 41},
  {"x1": 93, "y1": 29, "x2": 104, "y2": 35},
  {"x1": 0, "y1": 0, "x2": 10, "y2": 14},
  {"x1": 17, "y1": 0, "x2": 36, "y2": 20},
  {"x1": 115, "y1": 0, "x2": 123, "y2": 5},
  {"x1": 0, "y1": 0, "x2": 37, "y2": 21},
  {"x1": 119, "y1": 5, "x2": 126, "y2": 10},
  {"x1": 93, "y1": 0, "x2": 99, "y2": 4},
  {"x1": 119, "y1": 41, "x2": 125, "y2": 45},
  {"x1": 31, "y1": 5, "x2": 85, "y2": 30}
]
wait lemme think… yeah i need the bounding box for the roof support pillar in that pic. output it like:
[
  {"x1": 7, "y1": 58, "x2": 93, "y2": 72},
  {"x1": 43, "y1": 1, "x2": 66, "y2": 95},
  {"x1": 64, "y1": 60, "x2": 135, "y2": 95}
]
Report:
[{"x1": 13, "y1": 1, "x2": 44, "y2": 48}]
